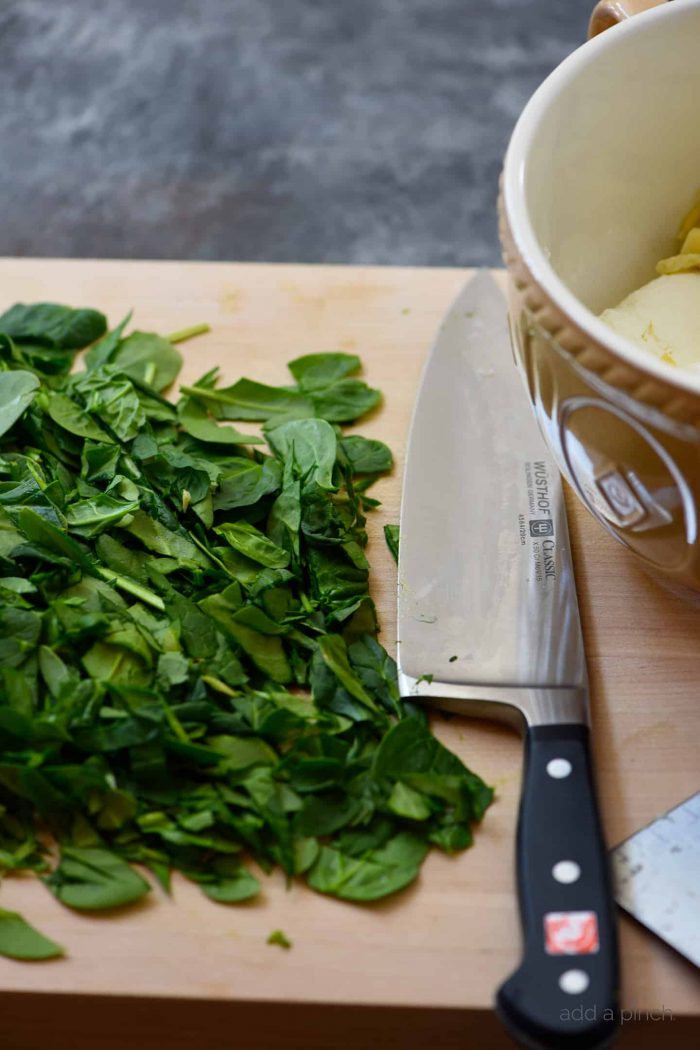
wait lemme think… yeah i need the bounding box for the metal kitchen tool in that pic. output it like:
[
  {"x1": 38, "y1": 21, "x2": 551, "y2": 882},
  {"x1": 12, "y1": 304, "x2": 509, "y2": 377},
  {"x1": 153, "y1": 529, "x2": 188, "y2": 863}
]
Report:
[
  {"x1": 397, "y1": 270, "x2": 619, "y2": 1049},
  {"x1": 612, "y1": 791, "x2": 700, "y2": 968}
]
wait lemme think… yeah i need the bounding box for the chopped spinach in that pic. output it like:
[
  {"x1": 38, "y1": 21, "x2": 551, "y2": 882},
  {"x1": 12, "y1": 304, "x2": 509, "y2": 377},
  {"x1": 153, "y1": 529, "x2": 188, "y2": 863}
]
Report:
[
  {"x1": 0, "y1": 298, "x2": 493, "y2": 960},
  {"x1": 341, "y1": 436, "x2": 393, "y2": 476},
  {"x1": 384, "y1": 524, "x2": 400, "y2": 564},
  {"x1": 0, "y1": 371, "x2": 40, "y2": 438},
  {"x1": 46, "y1": 847, "x2": 151, "y2": 910},
  {"x1": 267, "y1": 928, "x2": 292, "y2": 949},
  {"x1": 0, "y1": 908, "x2": 64, "y2": 960}
]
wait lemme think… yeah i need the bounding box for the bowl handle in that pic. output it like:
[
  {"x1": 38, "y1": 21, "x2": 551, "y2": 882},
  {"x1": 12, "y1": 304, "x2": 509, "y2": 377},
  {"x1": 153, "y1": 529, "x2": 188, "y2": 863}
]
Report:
[{"x1": 588, "y1": 0, "x2": 667, "y2": 37}]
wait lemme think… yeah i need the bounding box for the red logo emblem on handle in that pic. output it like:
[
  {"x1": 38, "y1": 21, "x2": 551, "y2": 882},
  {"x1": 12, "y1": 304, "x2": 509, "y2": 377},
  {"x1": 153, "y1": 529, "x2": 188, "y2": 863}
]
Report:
[{"x1": 544, "y1": 911, "x2": 600, "y2": 955}]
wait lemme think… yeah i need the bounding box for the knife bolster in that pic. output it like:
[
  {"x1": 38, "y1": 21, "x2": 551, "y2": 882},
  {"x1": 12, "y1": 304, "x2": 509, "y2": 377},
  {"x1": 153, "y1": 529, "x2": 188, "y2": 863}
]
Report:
[{"x1": 397, "y1": 674, "x2": 590, "y2": 730}]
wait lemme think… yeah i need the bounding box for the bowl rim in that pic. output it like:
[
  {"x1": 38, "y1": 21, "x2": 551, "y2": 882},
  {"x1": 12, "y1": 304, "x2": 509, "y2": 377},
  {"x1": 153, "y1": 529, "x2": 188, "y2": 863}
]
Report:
[{"x1": 502, "y1": 0, "x2": 700, "y2": 397}]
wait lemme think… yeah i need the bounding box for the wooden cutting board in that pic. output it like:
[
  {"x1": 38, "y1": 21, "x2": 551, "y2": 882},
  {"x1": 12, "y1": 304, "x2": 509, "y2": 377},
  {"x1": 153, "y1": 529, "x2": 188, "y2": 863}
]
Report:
[{"x1": 0, "y1": 259, "x2": 698, "y2": 1049}]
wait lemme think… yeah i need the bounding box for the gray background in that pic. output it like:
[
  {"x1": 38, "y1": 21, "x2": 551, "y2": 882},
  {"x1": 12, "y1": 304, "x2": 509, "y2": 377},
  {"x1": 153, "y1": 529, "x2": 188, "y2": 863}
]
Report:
[{"x1": 0, "y1": 0, "x2": 590, "y2": 266}]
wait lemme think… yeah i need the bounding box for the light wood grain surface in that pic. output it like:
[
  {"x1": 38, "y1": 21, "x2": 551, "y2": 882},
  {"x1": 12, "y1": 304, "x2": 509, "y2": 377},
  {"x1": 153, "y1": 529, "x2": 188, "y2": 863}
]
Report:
[{"x1": 0, "y1": 259, "x2": 698, "y2": 1041}]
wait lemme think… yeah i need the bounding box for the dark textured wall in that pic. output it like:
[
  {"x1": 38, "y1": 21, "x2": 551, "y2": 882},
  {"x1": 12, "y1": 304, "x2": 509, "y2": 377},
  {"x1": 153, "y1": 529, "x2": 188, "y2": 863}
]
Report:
[{"x1": 0, "y1": 0, "x2": 590, "y2": 265}]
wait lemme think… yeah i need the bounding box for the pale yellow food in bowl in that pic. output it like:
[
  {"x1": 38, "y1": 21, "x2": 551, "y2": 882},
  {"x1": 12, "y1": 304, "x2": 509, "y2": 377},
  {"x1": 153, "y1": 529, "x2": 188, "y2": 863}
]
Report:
[{"x1": 600, "y1": 191, "x2": 700, "y2": 369}]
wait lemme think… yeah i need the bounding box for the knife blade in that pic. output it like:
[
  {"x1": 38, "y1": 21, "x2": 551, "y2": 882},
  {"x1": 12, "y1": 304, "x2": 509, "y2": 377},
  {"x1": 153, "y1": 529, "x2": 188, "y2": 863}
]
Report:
[{"x1": 397, "y1": 270, "x2": 619, "y2": 1050}]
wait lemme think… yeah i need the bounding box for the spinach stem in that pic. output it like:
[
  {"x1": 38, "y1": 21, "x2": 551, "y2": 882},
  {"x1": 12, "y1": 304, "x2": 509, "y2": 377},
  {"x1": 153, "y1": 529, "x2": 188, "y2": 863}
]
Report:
[
  {"x1": 167, "y1": 323, "x2": 211, "y2": 344},
  {"x1": 98, "y1": 567, "x2": 165, "y2": 610},
  {"x1": 161, "y1": 700, "x2": 191, "y2": 743}
]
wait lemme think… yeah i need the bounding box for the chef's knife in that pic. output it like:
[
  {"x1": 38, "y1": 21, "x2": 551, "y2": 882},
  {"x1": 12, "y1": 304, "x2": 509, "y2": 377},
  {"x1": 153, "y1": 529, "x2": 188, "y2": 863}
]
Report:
[{"x1": 397, "y1": 270, "x2": 619, "y2": 1049}]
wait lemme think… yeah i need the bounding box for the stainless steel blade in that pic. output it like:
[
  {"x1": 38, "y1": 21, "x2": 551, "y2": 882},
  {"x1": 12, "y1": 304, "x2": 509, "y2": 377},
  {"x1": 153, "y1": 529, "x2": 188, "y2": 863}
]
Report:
[
  {"x1": 612, "y1": 791, "x2": 700, "y2": 968},
  {"x1": 397, "y1": 270, "x2": 587, "y2": 727}
]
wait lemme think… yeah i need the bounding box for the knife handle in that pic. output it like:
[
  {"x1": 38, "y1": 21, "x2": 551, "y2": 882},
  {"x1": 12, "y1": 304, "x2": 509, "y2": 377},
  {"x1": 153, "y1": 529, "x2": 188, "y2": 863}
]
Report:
[{"x1": 496, "y1": 724, "x2": 620, "y2": 1049}]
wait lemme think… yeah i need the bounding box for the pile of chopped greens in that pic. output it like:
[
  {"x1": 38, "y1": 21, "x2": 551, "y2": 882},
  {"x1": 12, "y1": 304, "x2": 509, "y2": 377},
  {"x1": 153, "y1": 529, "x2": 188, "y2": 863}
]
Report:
[{"x1": 0, "y1": 301, "x2": 492, "y2": 961}]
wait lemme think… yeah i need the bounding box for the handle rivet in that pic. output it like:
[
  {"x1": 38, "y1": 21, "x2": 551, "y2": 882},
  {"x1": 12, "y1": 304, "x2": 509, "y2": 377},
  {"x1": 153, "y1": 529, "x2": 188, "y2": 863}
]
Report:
[
  {"x1": 559, "y1": 969, "x2": 590, "y2": 995},
  {"x1": 547, "y1": 758, "x2": 572, "y2": 779},
  {"x1": 552, "y1": 860, "x2": 581, "y2": 884}
]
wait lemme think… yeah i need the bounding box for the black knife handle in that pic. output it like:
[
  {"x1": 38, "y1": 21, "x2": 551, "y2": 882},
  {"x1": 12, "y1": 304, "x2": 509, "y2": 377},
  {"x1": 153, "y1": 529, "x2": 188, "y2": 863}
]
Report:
[{"x1": 496, "y1": 724, "x2": 620, "y2": 1049}]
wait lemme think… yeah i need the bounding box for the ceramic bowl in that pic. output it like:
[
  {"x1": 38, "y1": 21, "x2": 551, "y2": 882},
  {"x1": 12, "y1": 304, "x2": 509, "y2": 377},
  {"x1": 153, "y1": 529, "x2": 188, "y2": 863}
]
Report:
[{"x1": 500, "y1": 0, "x2": 700, "y2": 589}]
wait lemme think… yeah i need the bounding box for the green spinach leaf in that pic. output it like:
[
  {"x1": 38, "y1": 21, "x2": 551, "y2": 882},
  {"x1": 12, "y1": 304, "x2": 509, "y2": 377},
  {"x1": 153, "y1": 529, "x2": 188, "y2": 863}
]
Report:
[
  {"x1": 341, "y1": 436, "x2": 393, "y2": 475},
  {"x1": 310, "y1": 380, "x2": 381, "y2": 423},
  {"x1": 383, "y1": 523, "x2": 400, "y2": 563},
  {"x1": 45, "y1": 847, "x2": 150, "y2": 910},
  {"x1": 0, "y1": 909, "x2": 65, "y2": 960},
  {"x1": 307, "y1": 832, "x2": 428, "y2": 901},
  {"x1": 0, "y1": 302, "x2": 106, "y2": 349},
  {"x1": 107, "y1": 331, "x2": 182, "y2": 392},
  {"x1": 266, "y1": 928, "x2": 292, "y2": 948},
  {"x1": 0, "y1": 371, "x2": 40, "y2": 438},
  {"x1": 181, "y1": 378, "x2": 313, "y2": 422},
  {"x1": 178, "y1": 399, "x2": 263, "y2": 445},
  {"x1": 288, "y1": 352, "x2": 360, "y2": 391},
  {"x1": 267, "y1": 419, "x2": 337, "y2": 490},
  {"x1": 216, "y1": 521, "x2": 290, "y2": 568}
]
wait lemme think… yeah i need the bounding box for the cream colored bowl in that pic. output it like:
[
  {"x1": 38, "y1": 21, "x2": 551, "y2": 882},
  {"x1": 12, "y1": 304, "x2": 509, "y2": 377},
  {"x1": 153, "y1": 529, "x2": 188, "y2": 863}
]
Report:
[{"x1": 500, "y1": 0, "x2": 700, "y2": 589}]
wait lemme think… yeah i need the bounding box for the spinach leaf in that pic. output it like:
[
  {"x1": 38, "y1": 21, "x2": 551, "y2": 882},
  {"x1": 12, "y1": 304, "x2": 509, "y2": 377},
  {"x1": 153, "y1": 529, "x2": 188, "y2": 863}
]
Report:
[
  {"x1": 383, "y1": 523, "x2": 400, "y2": 563},
  {"x1": 387, "y1": 781, "x2": 431, "y2": 821},
  {"x1": 84, "y1": 311, "x2": 132, "y2": 370},
  {"x1": 266, "y1": 928, "x2": 292, "y2": 948},
  {"x1": 181, "y1": 378, "x2": 313, "y2": 422},
  {"x1": 348, "y1": 635, "x2": 401, "y2": 715},
  {"x1": 45, "y1": 847, "x2": 150, "y2": 910},
  {"x1": 198, "y1": 868, "x2": 260, "y2": 903},
  {"x1": 267, "y1": 419, "x2": 337, "y2": 490},
  {"x1": 107, "y1": 331, "x2": 182, "y2": 392},
  {"x1": 308, "y1": 546, "x2": 368, "y2": 610},
  {"x1": 288, "y1": 353, "x2": 360, "y2": 391},
  {"x1": 178, "y1": 399, "x2": 264, "y2": 445},
  {"x1": 225, "y1": 620, "x2": 291, "y2": 684},
  {"x1": 373, "y1": 716, "x2": 461, "y2": 778},
  {"x1": 81, "y1": 442, "x2": 121, "y2": 482},
  {"x1": 212, "y1": 457, "x2": 281, "y2": 511},
  {"x1": 0, "y1": 909, "x2": 65, "y2": 960},
  {"x1": 317, "y1": 635, "x2": 378, "y2": 713},
  {"x1": 0, "y1": 302, "x2": 106, "y2": 349},
  {"x1": 65, "y1": 494, "x2": 140, "y2": 537},
  {"x1": 167, "y1": 590, "x2": 219, "y2": 659},
  {"x1": 216, "y1": 521, "x2": 290, "y2": 568},
  {"x1": 47, "y1": 393, "x2": 115, "y2": 442},
  {"x1": 125, "y1": 510, "x2": 210, "y2": 565},
  {"x1": 310, "y1": 380, "x2": 381, "y2": 423},
  {"x1": 16, "y1": 508, "x2": 98, "y2": 576},
  {"x1": 295, "y1": 793, "x2": 363, "y2": 836},
  {"x1": 268, "y1": 479, "x2": 301, "y2": 560},
  {"x1": 373, "y1": 716, "x2": 494, "y2": 823},
  {"x1": 0, "y1": 371, "x2": 40, "y2": 438},
  {"x1": 208, "y1": 735, "x2": 277, "y2": 769},
  {"x1": 341, "y1": 436, "x2": 393, "y2": 475},
  {"x1": 307, "y1": 832, "x2": 428, "y2": 901},
  {"x1": 0, "y1": 606, "x2": 41, "y2": 668},
  {"x1": 71, "y1": 369, "x2": 145, "y2": 442}
]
